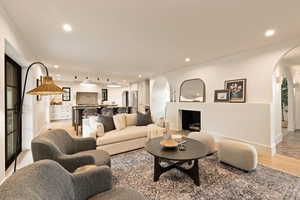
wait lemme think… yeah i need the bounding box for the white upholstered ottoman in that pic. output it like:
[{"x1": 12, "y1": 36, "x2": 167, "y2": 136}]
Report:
[
  {"x1": 188, "y1": 132, "x2": 217, "y2": 155},
  {"x1": 218, "y1": 140, "x2": 258, "y2": 172}
]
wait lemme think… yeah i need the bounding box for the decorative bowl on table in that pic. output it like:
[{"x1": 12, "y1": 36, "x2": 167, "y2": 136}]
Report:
[{"x1": 160, "y1": 138, "x2": 178, "y2": 149}]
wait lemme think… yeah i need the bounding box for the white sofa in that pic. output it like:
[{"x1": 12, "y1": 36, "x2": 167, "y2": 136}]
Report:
[{"x1": 82, "y1": 114, "x2": 165, "y2": 155}]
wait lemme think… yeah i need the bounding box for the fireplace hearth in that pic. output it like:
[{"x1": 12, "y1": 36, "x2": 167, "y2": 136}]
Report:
[{"x1": 181, "y1": 110, "x2": 201, "y2": 131}]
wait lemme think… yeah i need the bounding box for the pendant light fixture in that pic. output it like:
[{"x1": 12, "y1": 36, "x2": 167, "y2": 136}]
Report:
[{"x1": 80, "y1": 77, "x2": 96, "y2": 86}]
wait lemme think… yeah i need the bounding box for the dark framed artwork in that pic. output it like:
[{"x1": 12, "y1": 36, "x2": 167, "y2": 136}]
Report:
[
  {"x1": 214, "y1": 89, "x2": 230, "y2": 102},
  {"x1": 102, "y1": 88, "x2": 108, "y2": 102},
  {"x1": 62, "y1": 87, "x2": 71, "y2": 101},
  {"x1": 36, "y1": 77, "x2": 42, "y2": 101},
  {"x1": 224, "y1": 78, "x2": 246, "y2": 103}
]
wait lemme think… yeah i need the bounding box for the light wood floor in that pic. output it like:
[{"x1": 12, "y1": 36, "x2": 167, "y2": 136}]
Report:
[
  {"x1": 8, "y1": 120, "x2": 300, "y2": 179},
  {"x1": 258, "y1": 151, "x2": 300, "y2": 177},
  {"x1": 276, "y1": 131, "x2": 300, "y2": 160}
]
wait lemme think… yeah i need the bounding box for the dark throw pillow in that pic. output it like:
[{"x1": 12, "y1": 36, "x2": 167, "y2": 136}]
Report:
[
  {"x1": 137, "y1": 111, "x2": 153, "y2": 126},
  {"x1": 97, "y1": 115, "x2": 115, "y2": 132}
]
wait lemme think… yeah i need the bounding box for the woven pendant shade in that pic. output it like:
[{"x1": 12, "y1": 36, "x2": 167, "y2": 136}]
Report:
[{"x1": 27, "y1": 76, "x2": 64, "y2": 95}]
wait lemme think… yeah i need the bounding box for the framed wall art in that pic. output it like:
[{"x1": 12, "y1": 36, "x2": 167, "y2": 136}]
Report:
[
  {"x1": 62, "y1": 87, "x2": 71, "y2": 101},
  {"x1": 214, "y1": 89, "x2": 230, "y2": 102},
  {"x1": 224, "y1": 78, "x2": 246, "y2": 103}
]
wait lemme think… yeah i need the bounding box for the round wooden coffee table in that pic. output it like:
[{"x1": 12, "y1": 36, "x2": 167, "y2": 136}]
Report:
[{"x1": 145, "y1": 137, "x2": 208, "y2": 186}]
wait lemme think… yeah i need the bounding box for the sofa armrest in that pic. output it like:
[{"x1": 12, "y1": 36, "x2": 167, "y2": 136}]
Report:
[
  {"x1": 72, "y1": 166, "x2": 112, "y2": 200},
  {"x1": 56, "y1": 154, "x2": 95, "y2": 172},
  {"x1": 73, "y1": 137, "x2": 96, "y2": 152}
]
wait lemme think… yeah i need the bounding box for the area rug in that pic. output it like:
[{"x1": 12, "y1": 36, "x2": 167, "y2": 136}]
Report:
[{"x1": 111, "y1": 149, "x2": 300, "y2": 200}]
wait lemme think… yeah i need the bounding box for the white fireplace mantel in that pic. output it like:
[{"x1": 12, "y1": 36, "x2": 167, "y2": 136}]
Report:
[{"x1": 166, "y1": 102, "x2": 272, "y2": 153}]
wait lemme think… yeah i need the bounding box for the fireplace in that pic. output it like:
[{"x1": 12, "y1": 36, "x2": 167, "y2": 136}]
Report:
[{"x1": 181, "y1": 110, "x2": 201, "y2": 131}]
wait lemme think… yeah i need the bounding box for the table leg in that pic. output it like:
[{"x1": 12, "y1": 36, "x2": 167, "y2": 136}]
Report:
[
  {"x1": 192, "y1": 159, "x2": 200, "y2": 186},
  {"x1": 154, "y1": 156, "x2": 161, "y2": 182},
  {"x1": 152, "y1": 157, "x2": 200, "y2": 186}
]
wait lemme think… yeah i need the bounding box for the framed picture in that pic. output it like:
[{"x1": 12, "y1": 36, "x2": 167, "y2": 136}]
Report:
[
  {"x1": 102, "y1": 88, "x2": 108, "y2": 102},
  {"x1": 36, "y1": 77, "x2": 42, "y2": 101},
  {"x1": 62, "y1": 87, "x2": 71, "y2": 101},
  {"x1": 214, "y1": 89, "x2": 230, "y2": 102},
  {"x1": 224, "y1": 78, "x2": 246, "y2": 103}
]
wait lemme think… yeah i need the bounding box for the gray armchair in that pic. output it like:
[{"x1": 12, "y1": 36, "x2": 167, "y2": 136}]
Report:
[
  {"x1": 0, "y1": 160, "x2": 145, "y2": 200},
  {"x1": 31, "y1": 129, "x2": 110, "y2": 172}
]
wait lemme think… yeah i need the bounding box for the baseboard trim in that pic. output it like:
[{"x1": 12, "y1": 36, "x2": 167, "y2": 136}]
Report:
[{"x1": 202, "y1": 131, "x2": 273, "y2": 156}]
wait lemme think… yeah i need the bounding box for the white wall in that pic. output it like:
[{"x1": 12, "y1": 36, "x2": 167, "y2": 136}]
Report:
[
  {"x1": 107, "y1": 87, "x2": 125, "y2": 106},
  {"x1": 151, "y1": 39, "x2": 300, "y2": 153},
  {"x1": 0, "y1": 5, "x2": 49, "y2": 181},
  {"x1": 293, "y1": 73, "x2": 300, "y2": 129}
]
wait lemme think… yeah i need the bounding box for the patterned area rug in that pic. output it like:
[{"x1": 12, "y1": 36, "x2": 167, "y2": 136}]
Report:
[{"x1": 111, "y1": 149, "x2": 300, "y2": 200}]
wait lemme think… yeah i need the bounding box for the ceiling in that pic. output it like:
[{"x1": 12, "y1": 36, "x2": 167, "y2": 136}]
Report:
[
  {"x1": 282, "y1": 47, "x2": 300, "y2": 67},
  {"x1": 1, "y1": 0, "x2": 300, "y2": 83}
]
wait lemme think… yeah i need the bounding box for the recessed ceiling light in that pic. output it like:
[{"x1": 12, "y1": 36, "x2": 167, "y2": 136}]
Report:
[
  {"x1": 63, "y1": 24, "x2": 72, "y2": 32},
  {"x1": 265, "y1": 29, "x2": 275, "y2": 37},
  {"x1": 53, "y1": 65, "x2": 59, "y2": 69},
  {"x1": 185, "y1": 57, "x2": 191, "y2": 62},
  {"x1": 138, "y1": 74, "x2": 142, "y2": 78}
]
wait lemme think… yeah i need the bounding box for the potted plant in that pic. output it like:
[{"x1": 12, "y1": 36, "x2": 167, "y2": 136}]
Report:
[{"x1": 281, "y1": 78, "x2": 288, "y2": 128}]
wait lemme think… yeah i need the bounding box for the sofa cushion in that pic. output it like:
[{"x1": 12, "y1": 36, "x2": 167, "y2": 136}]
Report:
[
  {"x1": 113, "y1": 114, "x2": 126, "y2": 130},
  {"x1": 97, "y1": 115, "x2": 115, "y2": 132},
  {"x1": 75, "y1": 149, "x2": 111, "y2": 167},
  {"x1": 136, "y1": 112, "x2": 153, "y2": 126},
  {"x1": 96, "y1": 126, "x2": 148, "y2": 146},
  {"x1": 125, "y1": 114, "x2": 137, "y2": 126}
]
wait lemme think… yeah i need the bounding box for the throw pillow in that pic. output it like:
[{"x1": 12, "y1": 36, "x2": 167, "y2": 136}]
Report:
[
  {"x1": 97, "y1": 115, "x2": 115, "y2": 132},
  {"x1": 113, "y1": 114, "x2": 126, "y2": 130},
  {"x1": 137, "y1": 111, "x2": 153, "y2": 126},
  {"x1": 125, "y1": 113, "x2": 137, "y2": 126}
]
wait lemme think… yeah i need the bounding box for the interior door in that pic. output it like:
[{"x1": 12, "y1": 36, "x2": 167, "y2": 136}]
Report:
[{"x1": 5, "y1": 55, "x2": 22, "y2": 170}]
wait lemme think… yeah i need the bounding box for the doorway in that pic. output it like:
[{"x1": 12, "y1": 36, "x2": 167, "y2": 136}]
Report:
[
  {"x1": 5, "y1": 55, "x2": 22, "y2": 169},
  {"x1": 274, "y1": 45, "x2": 300, "y2": 160}
]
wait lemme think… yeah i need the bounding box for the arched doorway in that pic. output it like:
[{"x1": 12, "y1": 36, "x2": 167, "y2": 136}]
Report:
[
  {"x1": 272, "y1": 45, "x2": 300, "y2": 159},
  {"x1": 150, "y1": 77, "x2": 170, "y2": 120}
]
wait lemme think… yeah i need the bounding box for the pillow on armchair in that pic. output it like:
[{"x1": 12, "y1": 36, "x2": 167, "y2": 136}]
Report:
[{"x1": 137, "y1": 111, "x2": 153, "y2": 126}]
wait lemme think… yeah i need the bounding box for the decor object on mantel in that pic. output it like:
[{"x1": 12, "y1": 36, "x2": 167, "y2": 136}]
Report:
[
  {"x1": 214, "y1": 89, "x2": 230, "y2": 102},
  {"x1": 225, "y1": 78, "x2": 246, "y2": 103},
  {"x1": 13, "y1": 62, "x2": 64, "y2": 172},
  {"x1": 180, "y1": 78, "x2": 206, "y2": 102}
]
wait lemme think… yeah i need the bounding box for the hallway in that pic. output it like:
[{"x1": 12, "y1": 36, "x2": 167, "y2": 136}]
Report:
[{"x1": 276, "y1": 131, "x2": 300, "y2": 160}]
